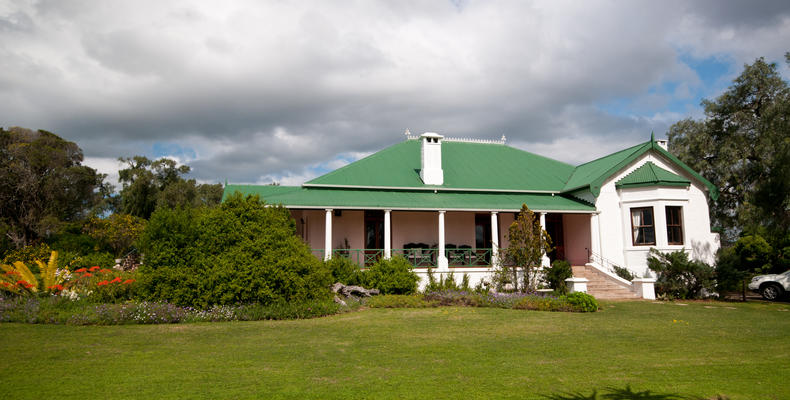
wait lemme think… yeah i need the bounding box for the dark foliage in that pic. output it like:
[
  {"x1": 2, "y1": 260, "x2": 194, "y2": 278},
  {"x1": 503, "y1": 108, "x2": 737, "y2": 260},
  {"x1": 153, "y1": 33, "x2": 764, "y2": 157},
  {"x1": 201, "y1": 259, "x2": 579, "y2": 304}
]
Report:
[
  {"x1": 136, "y1": 193, "x2": 332, "y2": 307},
  {"x1": 648, "y1": 249, "x2": 715, "y2": 299}
]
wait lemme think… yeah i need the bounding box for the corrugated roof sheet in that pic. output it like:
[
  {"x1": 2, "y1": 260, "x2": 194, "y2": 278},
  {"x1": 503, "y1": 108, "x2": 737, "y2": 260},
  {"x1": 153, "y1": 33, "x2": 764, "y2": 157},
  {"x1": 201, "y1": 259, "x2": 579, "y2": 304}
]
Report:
[
  {"x1": 306, "y1": 140, "x2": 575, "y2": 192},
  {"x1": 616, "y1": 162, "x2": 691, "y2": 188},
  {"x1": 223, "y1": 185, "x2": 595, "y2": 212}
]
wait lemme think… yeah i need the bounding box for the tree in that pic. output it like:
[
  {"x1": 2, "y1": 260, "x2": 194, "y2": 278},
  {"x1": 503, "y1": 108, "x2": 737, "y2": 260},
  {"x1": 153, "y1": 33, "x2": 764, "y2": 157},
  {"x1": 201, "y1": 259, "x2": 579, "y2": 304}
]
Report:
[
  {"x1": 499, "y1": 204, "x2": 551, "y2": 292},
  {"x1": 0, "y1": 127, "x2": 105, "y2": 249},
  {"x1": 117, "y1": 156, "x2": 222, "y2": 218},
  {"x1": 667, "y1": 56, "x2": 790, "y2": 244}
]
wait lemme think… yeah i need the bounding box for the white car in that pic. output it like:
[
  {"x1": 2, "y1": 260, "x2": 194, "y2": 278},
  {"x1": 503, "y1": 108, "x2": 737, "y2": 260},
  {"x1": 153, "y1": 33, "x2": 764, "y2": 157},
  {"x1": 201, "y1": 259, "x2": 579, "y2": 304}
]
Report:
[{"x1": 748, "y1": 270, "x2": 790, "y2": 300}]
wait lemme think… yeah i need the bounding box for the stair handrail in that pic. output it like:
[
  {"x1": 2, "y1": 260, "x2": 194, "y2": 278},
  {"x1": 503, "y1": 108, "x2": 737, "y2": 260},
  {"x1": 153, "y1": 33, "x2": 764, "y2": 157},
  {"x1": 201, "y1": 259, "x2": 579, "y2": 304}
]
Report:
[{"x1": 586, "y1": 250, "x2": 638, "y2": 281}]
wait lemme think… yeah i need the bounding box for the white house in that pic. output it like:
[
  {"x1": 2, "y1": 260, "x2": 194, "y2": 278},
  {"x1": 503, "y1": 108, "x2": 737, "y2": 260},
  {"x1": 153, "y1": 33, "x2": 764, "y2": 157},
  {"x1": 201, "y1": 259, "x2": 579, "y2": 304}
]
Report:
[{"x1": 223, "y1": 132, "x2": 720, "y2": 299}]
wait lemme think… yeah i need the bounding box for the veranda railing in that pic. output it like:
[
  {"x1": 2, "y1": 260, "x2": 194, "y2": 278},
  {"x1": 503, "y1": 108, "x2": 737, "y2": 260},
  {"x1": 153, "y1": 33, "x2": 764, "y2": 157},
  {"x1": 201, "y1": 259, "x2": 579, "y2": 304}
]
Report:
[{"x1": 310, "y1": 248, "x2": 494, "y2": 268}]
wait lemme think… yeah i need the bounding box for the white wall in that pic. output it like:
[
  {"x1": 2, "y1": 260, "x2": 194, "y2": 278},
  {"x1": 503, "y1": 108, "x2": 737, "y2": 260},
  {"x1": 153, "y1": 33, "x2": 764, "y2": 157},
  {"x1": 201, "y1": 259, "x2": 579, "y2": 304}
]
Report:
[{"x1": 594, "y1": 150, "x2": 720, "y2": 276}]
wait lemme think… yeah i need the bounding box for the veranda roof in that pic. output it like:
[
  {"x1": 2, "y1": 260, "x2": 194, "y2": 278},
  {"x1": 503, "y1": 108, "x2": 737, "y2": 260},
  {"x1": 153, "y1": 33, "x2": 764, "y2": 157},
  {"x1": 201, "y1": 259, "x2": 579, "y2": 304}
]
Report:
[{"x1": 223, "y1": 185, "x2": 595, "y2": 212}]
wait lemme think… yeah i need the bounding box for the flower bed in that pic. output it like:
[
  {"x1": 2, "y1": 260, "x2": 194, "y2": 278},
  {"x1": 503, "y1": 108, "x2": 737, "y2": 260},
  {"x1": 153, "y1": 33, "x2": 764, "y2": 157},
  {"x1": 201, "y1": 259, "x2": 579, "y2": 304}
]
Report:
[{"x1": 0, "y1": 296, "x2": 355, "y2": 325}]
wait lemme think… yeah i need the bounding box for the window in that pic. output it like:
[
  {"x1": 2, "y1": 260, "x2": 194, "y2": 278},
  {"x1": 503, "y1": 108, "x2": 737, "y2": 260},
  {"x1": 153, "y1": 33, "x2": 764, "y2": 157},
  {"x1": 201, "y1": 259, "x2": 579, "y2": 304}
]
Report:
[
  {"x1": 630, "y1": 207, "x2": 655, "y2": 246},
  {"x1": 665, "y1": 206, "x2": 684, "y2": 245}
]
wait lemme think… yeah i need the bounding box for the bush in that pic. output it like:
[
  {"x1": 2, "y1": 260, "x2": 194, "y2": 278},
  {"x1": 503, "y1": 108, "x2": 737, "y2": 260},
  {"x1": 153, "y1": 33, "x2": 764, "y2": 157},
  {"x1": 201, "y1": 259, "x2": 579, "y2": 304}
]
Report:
[
  {"x1": 648, "y1": 249, "x2": 715, "y2": 299},
  {"x1": 365, "y1": 256, "x2": 419, "y2": 295},
  {"x1": 613, "y1": 264, "x2": 636, "y2": 281},
  {"x1": 0, "y1": 296, "x2": 349, "y2": 325},
  {"x1": 565, "y1": 292, "x2": 599, "y2": 312},
  {"x1": 136, "y1": 194, "x2": 332, "y2": 307},
  {"x1": 326, "y1": 257, "x2": 364, "y2": 286},
  {"x1": 1, "y1": 243, "x2": 52, "y2": 274},
  {"x1": 545, "y1": 260, "x2": 573, "y2": 294}
]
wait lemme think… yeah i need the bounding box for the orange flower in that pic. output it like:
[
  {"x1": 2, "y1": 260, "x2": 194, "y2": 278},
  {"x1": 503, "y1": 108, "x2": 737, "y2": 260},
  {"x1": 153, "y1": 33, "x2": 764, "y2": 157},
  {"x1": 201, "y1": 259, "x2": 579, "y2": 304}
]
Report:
[
  {"x1": 100, "y1": 268, "x2": 112, "y2": 274},
  {"x1": 75, "y1": 268, "x2": 88, "y2": 273},
  {"x1": 97, "y1": 280, "x2": 109, "y2": 286},
  {"x1": 16, "y1": 280, "x2": 33, "y2": 289},
  {"x1": 89, "y1": 266, "x2": 101, "y2": 272},
  {"x1": 83, "y1": 273, "x2": 93, "y2": 277},
  {"x1": 122, "y1": 279, "x2": 135, "y2": 284},
  {"x1": 4, "y1": 270, "x2": 19, "y2": 275},
  {"x1": 1, "y1": 282, "x2": 10, "y2": 287},
  {"x1": 110, "y1": 277, "x2": 122, "y2": 284}
]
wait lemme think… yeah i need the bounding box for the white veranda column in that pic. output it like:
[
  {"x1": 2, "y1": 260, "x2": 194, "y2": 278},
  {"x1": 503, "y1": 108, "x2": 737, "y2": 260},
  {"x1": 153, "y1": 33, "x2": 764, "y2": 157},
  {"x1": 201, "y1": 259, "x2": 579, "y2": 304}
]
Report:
[
  {"x1": 490, "y1": 212, "x2": 499, "y2": 267},
  {"x1": 384, "y1": 209, "x2": 392, "y2": 259},
  {"x1": 539, "y1": 212, "x2": 550, "y2": 268},
  {"x1": 324, "y1": 209, "x2": 333, "y2": 261},
  {"x1": 590, "y1": 212, "x2": 601, "y2": 263},
  {"x1": 437, "y1": 211, "x2": 448, "y2": 270}
]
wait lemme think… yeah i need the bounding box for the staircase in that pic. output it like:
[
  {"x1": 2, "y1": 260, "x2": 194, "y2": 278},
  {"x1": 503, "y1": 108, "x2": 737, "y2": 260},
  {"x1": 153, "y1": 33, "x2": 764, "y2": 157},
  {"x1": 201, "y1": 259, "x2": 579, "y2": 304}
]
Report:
[{"x1": 572, "y1": 264, "x2": 640, "y2": 300}]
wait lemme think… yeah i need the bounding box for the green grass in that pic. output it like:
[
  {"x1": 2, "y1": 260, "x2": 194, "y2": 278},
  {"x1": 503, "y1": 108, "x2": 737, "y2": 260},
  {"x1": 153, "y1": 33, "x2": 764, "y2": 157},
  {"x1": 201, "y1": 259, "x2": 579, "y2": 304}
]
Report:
[{"x1": 1, "y1": 300, "x2": 788, "y2": 399}]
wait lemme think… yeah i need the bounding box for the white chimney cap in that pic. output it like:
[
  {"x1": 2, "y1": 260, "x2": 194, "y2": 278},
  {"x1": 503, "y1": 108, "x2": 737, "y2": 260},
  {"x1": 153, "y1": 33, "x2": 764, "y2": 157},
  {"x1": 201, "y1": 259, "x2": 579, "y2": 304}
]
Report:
[{"x1": 420, "y1": 132, "x2": 444, "y2": 139}]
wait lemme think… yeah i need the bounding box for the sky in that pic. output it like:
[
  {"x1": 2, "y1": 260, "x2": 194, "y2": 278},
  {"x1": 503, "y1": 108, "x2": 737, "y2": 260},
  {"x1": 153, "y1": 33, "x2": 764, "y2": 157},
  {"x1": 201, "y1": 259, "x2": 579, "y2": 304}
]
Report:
[{"x1": 2, "y1": 0, "x2": 790, "y2": 189}]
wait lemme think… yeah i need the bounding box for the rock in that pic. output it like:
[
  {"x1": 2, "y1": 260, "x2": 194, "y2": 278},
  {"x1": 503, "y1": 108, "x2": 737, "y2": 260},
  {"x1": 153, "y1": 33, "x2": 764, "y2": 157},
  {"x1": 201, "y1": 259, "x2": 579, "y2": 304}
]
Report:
[
  {"x1": 331, "y1": 283, "x2": 380, "y2": 298},
  {"x1": 333, "y1": 295, "x2": 347, "y2": 306}
]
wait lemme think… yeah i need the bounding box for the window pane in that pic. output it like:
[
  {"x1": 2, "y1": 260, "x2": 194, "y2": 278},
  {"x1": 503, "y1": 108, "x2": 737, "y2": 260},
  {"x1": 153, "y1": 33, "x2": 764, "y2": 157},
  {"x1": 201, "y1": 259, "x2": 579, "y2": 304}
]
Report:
[{"x1": 643, "y1": 208, "x2": 654, "y2": 225}]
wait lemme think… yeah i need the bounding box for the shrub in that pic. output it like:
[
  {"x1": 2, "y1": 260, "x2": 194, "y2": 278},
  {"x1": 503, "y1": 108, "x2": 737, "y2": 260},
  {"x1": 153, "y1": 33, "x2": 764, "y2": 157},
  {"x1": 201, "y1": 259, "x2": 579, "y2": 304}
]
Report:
[
  {"x1": 565, "y1": 292, "x2": 599, "y2": 312},
  {"x1": 326, "y1": 257, "x2": 364, "y2": 286},
  {"x1": 0, "y1": 296, "x2": 349, "y2": 325},
  {"x1": 648, "y1": 249, "x2": 715, "y2": 299},
  {"x1": 613, "y1": 264, "x2": 636, "y2": 281},
  {"x1": 1, "y1": 243, "x2": 52, "y2": 274},
  {"x1": 366, "y1": 294, "x2": 434, "y2": 308},
  {"x1": 545, "y1": 260, "x2": 573, "y2": 294},
  {"x1": 84, "y1": 213, "x2": 147, "y2": 257},
  {"x1": 365, "y1": 256, "x2": 419, "y2": 295},
  {"x1": 136, "y1": 194, "x2": 332, "y2": 308},
  {"x1": 59, "y1": 251, "x2": 115, "y2": 272}
]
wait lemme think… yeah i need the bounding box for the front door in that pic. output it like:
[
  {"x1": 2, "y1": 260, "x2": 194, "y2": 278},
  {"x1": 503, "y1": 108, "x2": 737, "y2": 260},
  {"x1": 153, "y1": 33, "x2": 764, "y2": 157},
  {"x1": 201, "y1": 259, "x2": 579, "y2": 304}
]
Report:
[{"x1": 364, "y1": 211, "x2": 384, "y2": 265}]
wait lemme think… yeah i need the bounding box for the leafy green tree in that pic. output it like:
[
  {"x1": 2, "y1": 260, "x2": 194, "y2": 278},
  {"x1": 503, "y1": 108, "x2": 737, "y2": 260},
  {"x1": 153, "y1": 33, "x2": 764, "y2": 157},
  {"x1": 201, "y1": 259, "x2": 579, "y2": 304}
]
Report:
[
  {"x1": 0, "y1": 127, "x2": 105, "y2": 249},
  {"x1": 499, "y1": 204, "x2": 551, "y2": 292},
  {"x1": 118, "y1": 156, "x2": 222, "y2": 218},
  {"x1": 667, "y1": 56, "x2": 790, "y2": 244},
  {"x1": 717, "y1": 235, "x2": 775, "y2": 300}
]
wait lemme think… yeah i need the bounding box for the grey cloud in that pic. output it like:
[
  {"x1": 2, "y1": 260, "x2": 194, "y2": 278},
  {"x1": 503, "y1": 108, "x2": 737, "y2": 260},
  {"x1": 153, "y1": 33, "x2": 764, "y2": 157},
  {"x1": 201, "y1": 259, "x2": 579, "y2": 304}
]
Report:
[{"x1": 1, "y1": 1, "x2": 789, "y2": 187}]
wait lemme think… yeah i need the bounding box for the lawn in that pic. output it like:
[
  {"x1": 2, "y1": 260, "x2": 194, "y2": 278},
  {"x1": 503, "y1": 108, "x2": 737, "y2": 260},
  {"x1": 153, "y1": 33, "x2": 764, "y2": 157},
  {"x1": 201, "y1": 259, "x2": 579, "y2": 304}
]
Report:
[{"x1": 1, "y1": 300, "x2": 788, "y2": 400}]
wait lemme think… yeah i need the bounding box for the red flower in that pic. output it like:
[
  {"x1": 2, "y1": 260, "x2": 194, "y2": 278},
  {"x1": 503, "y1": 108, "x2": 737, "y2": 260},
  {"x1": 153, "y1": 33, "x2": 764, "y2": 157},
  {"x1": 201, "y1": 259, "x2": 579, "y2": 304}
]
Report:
[
  {"x1": 99, "y1": 268, "x2": 112, "y2": 274},
  {"x1": 16, "y1": 280, "x2": 33, "y2": 289},
  {"x1": 47, "y1": 284, "x2": 64, "y2": 291},
  {"x1": 1, "y1": 282, "x2": 10, "y2": 287},
  {"x1": 122, "y1": 279, "x2": 135, "y2": 284},
  {"x1": 5, "y1": 270, "x2": 19, "y2": 275},
  {"x1": 89, "y1": 266, "x2": 101, "y2": 272},
  {"x1": 75, "y1": 268, "x2": 88, "y2": 273},
  {"x1": 97, "y1": 280, "x2": 109, "y2": 286},
  {"x1": 110, "y1": 277, "x2": 122, "y2": 284},
  {"x1": 83, "y1": 273, "x2": 93, "y2": 277}
]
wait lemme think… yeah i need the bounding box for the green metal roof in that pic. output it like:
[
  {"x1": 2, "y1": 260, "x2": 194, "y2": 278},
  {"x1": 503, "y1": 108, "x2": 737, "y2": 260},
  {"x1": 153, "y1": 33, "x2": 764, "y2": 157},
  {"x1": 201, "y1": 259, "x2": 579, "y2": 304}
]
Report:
[
  {"x1": 615, "y1": 162, "x2": 691, "y2": 189},
  {"x1": 223, "y1": 184, "x2": 595, "y2": 212},
  {"x1": 561, "y1": 139, "x2": 718, "y2": 200},
  {"x1": 306, "y1": 139, "x2": 575, "y2": 192},
  {"x1": 223, "y1": 135, "x2": 718, "y2": 208}
]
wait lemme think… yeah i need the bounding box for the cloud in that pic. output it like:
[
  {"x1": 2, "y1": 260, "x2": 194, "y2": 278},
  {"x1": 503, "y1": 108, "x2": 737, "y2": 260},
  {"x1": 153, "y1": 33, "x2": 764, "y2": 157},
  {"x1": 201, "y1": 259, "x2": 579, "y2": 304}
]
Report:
[{"x1": 1, "y1": 0, "x2": 789, "y2": 187}]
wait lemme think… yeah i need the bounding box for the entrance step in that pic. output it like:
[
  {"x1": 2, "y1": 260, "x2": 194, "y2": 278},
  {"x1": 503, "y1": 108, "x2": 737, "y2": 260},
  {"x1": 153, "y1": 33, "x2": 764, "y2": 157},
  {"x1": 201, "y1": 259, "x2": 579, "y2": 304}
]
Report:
[{"x1": 572, "y1": 265, "x2": 640, "y2": 300}]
